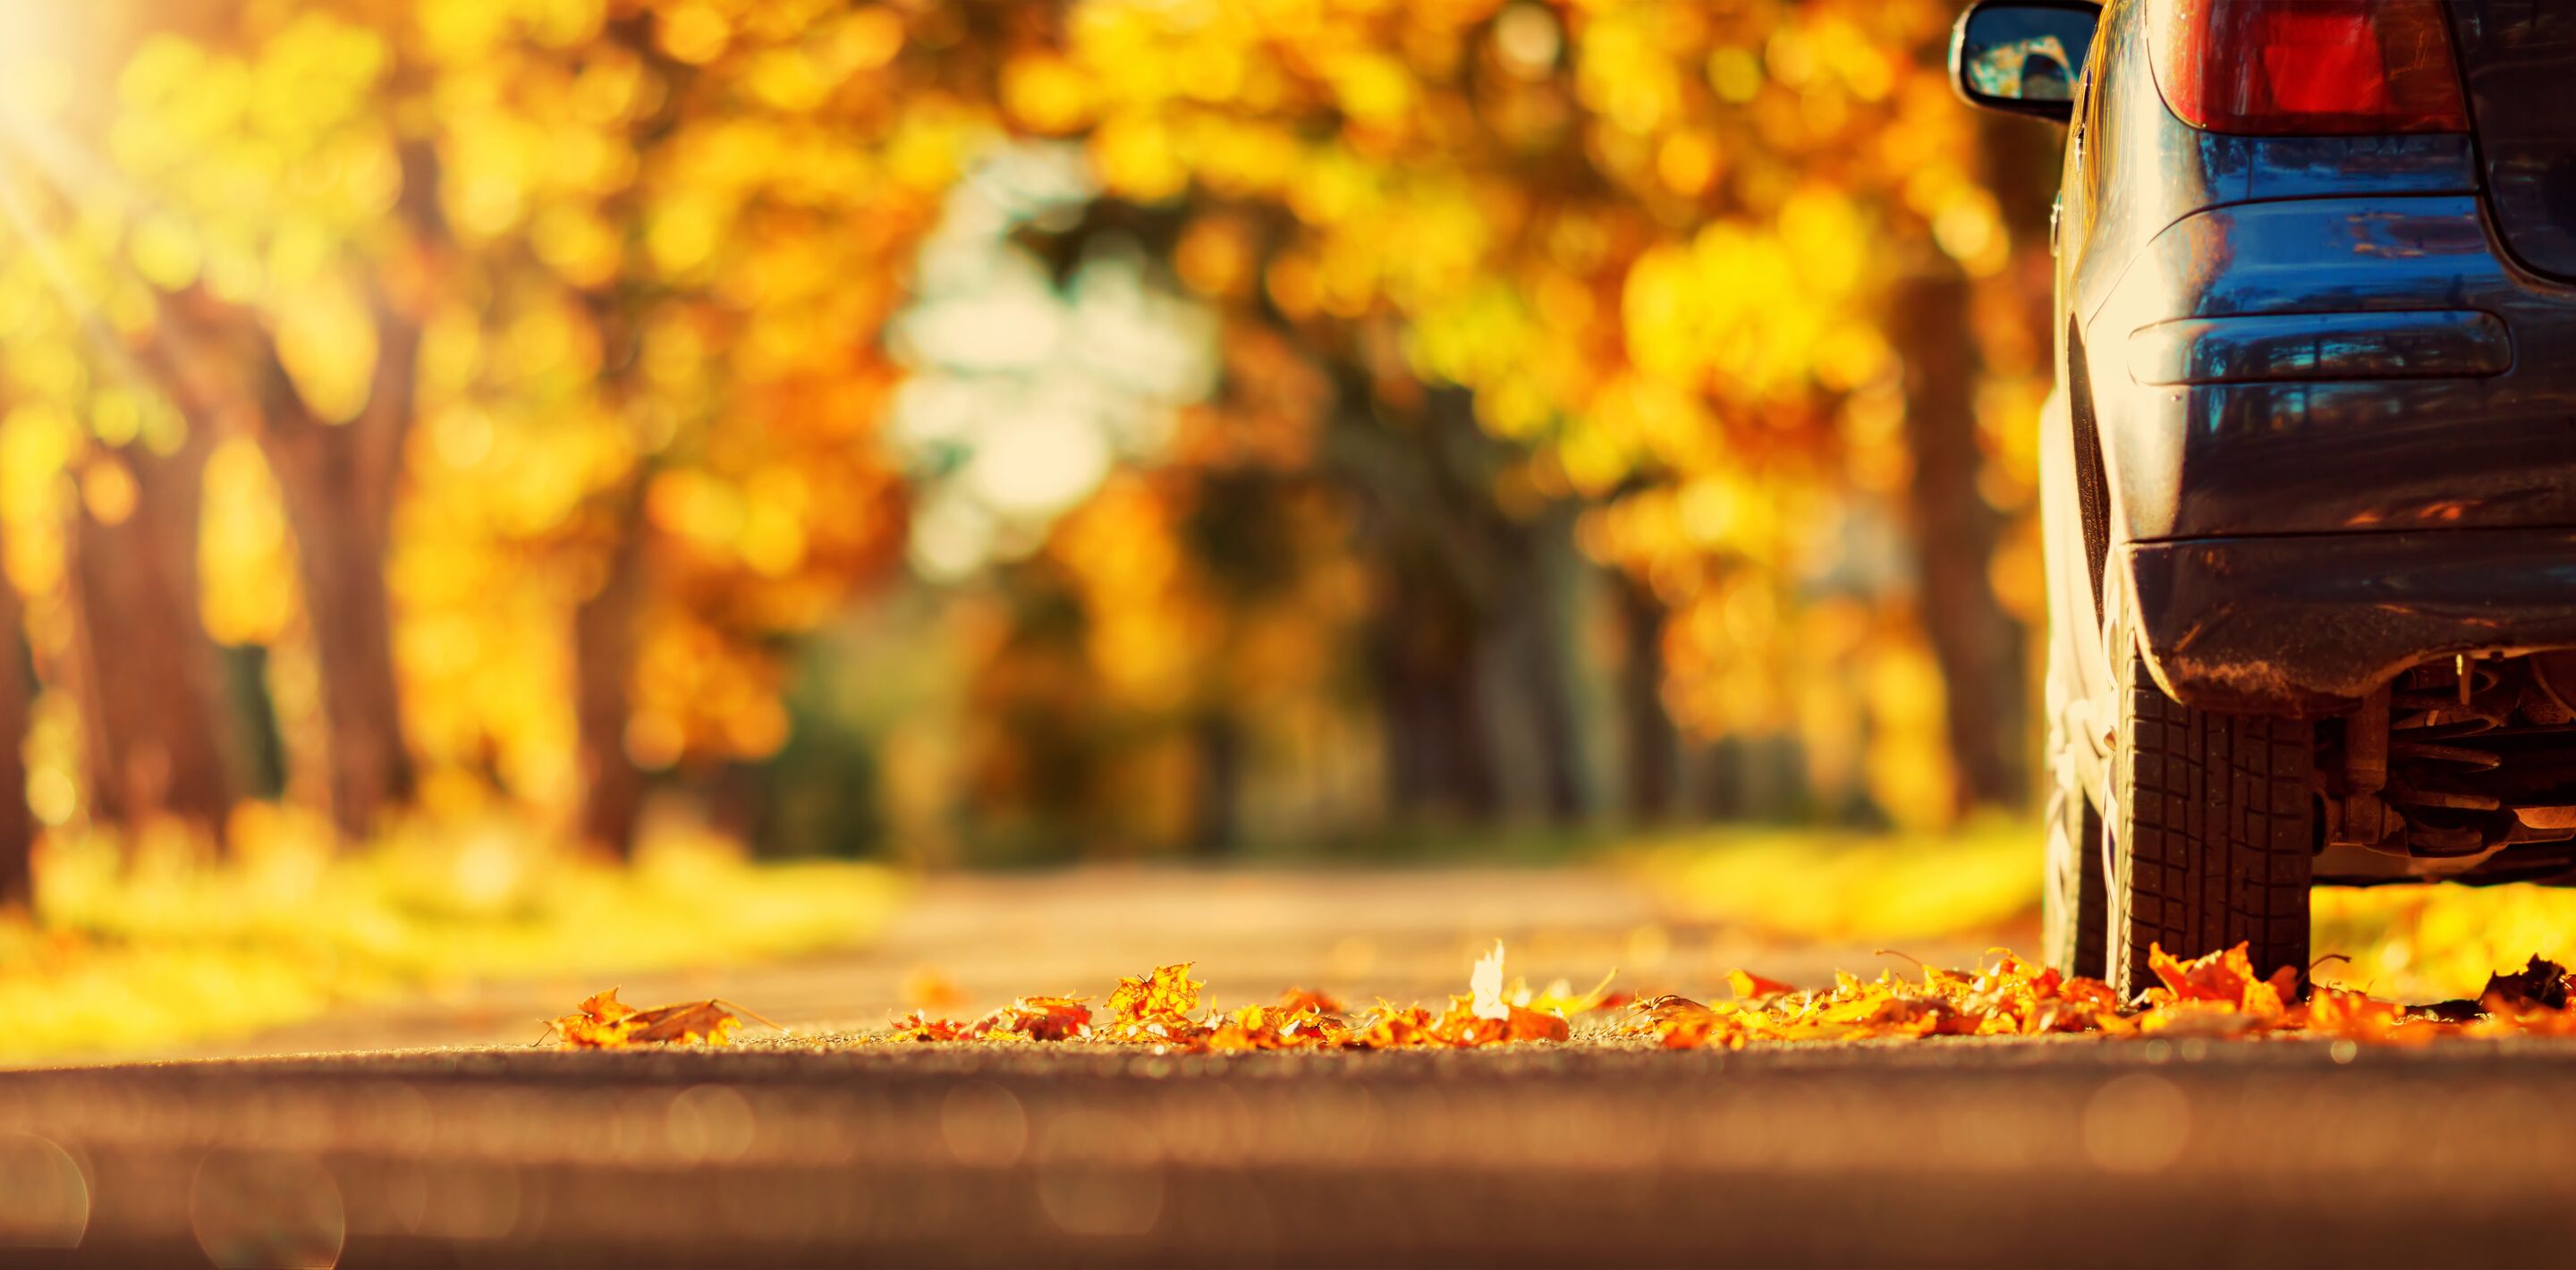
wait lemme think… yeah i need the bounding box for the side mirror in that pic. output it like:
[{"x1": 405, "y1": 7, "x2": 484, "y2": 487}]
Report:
[{"x1": 1951, "y1": 0, "x2": 2100, "y2": 123}]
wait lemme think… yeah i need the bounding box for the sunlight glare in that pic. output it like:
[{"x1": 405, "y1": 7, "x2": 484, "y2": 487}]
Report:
[
  {"x1": 0, "y1": 3, "x2": 77, "y2": 115},
  {"x1": 962, "y1": 405, "x2": 1113, "y2": 518}
]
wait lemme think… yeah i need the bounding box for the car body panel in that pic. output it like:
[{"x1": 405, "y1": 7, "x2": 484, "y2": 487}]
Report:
[
  {"x1": 2038, "y1": 0, "x2": 2576, "y2": 743},
  {"x1": 2125, "y1": 310, "x2": 2511, "y2": 386},
  {"x1": 1977, "y1": 0, "x2": 2576, "y2": 881},
  {"x1": 2089, "y1": 191, "x2": 2576, "y2": 693},
  {"x1": 2131, "y1": 529, "x2": 2576, "y2": 715},
  {"x1": 2060, "y1": 0, "x2": 2480, "y2": 334}
]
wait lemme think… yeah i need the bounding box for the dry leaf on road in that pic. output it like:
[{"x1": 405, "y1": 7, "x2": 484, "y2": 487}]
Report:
[
  {"x1": 548, "y1": 989, "x2": 775, "y2": 1049},
  {"x1": 564, "y1": 943, "x2": 2576, "y2": 1058}
]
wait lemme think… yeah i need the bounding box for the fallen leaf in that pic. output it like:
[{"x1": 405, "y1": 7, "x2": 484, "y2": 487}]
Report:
[
  {"x1": 1206, "y1": 1003, "x2": 1350, "y2": 1052},
  {"x1": 1726, "y1": 969, "x2": 1795, "y2": 1000},
  {"x1": 981, "y1": 995, "x2": 1092, "y2": 1042},
  {"x1": 1349, "y1": 1003, "x2": 1441, "y2": 1048},
  {"x1": 2299, "y1": 986, "x2": 2426, "y2": 1044},
  {"x1": 1633, "y1": 994, "x2": 1716, "y2": 1027},
  {"x1": 1276, "y1": 986, "x2": 1344, "y2": 1015},
  {"x1": 1107, "y1": 963, "x2": 1203, "y2": 1029},
  {"x1": 1631, "y1": 995, "x2": 1749, "y2": 1050},
  {"x1": 2481, "y1": 955, "x2": 2572, "y2": 1012},
  {"x1": 1528, "y1": 969, "x2": 1622, "y2": 1017},
  {"x1": 1447, "y1": 942, "x2": 1574, "y2": 1045},
  {"x1": 1504, "y1": 1003, "x2": 1572, "y2": 1042},
  {"x1": 550, "y1": 989, "x2": 773, "y2": 1049},
  {"x1": 887, "y1": 1011, "x2": 974, "y2": 1043},
  {"x1": 2133, "y1": 999, "x2": 2263, "y2": 1038},
  {"x1": 626, "y1": 999, "x2": 747, "y2": 1046},
  {"x1": 1469, "y1": 940, "x2": 1510, "y2": 1020},
  {"x1": 2146, "y1": 944, "x2": 2295, "y2": 1017},
  {"x1": 550, "y1": 987, "x2": 641, "y2": 1048}
]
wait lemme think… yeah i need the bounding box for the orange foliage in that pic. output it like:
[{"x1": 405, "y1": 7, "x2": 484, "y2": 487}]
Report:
[
  {"x1": 1636, "y1": 946, "x2": 2576, "y2": 1050},
  {"x1": 0, "y1": 0, "x2": 991, "y2": 847},
  {"x1": 561, "y1": 945, "x2": 2576, "y2": 1055},
  {"x1": 0, "y1": 0, "x2": 2061, "y2": 868},
  {"x1": 886, "y1": 946, "x2": 1601, "y2": 1054},
  {"x1": 1029, "y1": 0, "x2": 2055, "y2": 819},
  {"x1": 1206, "y1": 1003, "x2": 1349, "y2": 1053},
  {"x1": 2147, "y1": 943, "x2": 2301, "y2": 1015}
]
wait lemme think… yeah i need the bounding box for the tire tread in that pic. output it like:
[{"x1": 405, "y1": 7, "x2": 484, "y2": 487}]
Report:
[{"x1": 2109, "y1": 644, "x2": 2313, "y2": 996}]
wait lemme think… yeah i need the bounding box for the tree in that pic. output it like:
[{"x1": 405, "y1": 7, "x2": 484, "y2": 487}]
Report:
[
  {"x1": 0, "y1": 517, "x2": 34, "y2": 910},
  {"x1": 27, "y1": 2, "x2": 971, "y2": 852},
  {"x1": 39, "y1": 12, "x2": 441, "y2": 840},
  {"x1": 145, "y1": 277, "x2": 426, "y2": 839},
  {"x1": 1009, "y1": 0, "x2": 2052, "y2": 821},
  {"x1": 64, "y1": 431, "x2": 234, "y2": 839},
  {"x1": 1893, "y1": 263, "x2": 2023, "y2": 811},
  {"x1": 1614, "y1": 571, "x2": 1679, "y2": 820}
]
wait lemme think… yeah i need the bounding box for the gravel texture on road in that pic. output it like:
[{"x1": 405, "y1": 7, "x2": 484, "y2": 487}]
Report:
[{"x1": 4, "y1": 1036, "x2": 2574, "y2": 1267}]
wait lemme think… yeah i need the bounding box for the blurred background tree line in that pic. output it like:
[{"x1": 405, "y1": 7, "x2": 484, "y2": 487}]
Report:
[{"x1": 0, "y1": 0, "x2": 2060, "y2": 905}]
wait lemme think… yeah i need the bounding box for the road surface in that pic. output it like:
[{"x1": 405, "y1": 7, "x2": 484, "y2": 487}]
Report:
[
  {"x1": 142, "y1": 864, "x2": 1986, "y2": 1059},
  {"x1": 8, "y1": 1038, "x2": 2576, "y2": 1266},
  {"x1": 4, "y1": 866, "x2": 2564, "y2": 1267}
]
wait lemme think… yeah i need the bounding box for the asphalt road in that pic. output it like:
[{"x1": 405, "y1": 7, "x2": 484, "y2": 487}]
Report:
[
  {"x1": 8, "y1": 1037, "x2": 2576, "y2": 1267},
  {"x1": 8, "y1": 866, "x2": 2569, "y2": 1267},
  {"x1": 142, "y1": 865, "x2": 1987, "y2": 1060}
]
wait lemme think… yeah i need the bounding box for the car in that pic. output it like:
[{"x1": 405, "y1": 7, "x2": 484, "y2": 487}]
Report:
[{"x1": 1952, "y1": 0, "x2": 2576, "y2": 997}]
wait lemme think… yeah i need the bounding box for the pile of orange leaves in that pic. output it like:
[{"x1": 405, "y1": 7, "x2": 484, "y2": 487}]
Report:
[
  {"x1": 886, "y1": 942, "x2": 1608, "y2": 1052},
  {"x1": 551, "y1": 943, "x2": 2576, "y2": 1053},
  {"x1": 1635, "y1": 944, "x2": 2576, "y2": 1050}
]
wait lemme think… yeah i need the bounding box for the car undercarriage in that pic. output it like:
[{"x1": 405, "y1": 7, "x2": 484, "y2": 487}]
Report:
[{"x1": 2318, "y1": 652, "x2": 2576, "y2": 887}]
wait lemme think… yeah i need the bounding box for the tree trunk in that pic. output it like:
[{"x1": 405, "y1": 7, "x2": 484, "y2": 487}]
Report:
[
  {"x1": 705, "y1": 760, "x2": 764, "y2": 846},
  {"x1": 1616, "y1": 574, "x2": 1677, "y2": 821},
  {"x1": 1501, "y1": 512, "x2": 1586, "y2": 824},
  {"x1": 1368, "y1": 588, "x2": 1499, "y2": 821},
  {"x1": 251, "y1": 308, "x2": 419, "y2": 840},
  {"x1": 1893, "y1": 266, "x2": 2026, "y2": 812},
  {"x1": 1324, "y1": 364, "x2": 1544, "y2": 826},
  {"x1": 569, "y1": 245, "x2": 661, "y2": 862},
  {"x1": 572, "y1": 517, "x2": 649, "y2": 859},
  {"x1": 0, "y1": 521, "x2": 34, "y2": 911},
  {"x1": 1187, "y1": 709, "x2": 1241, "y2": 855},
  {"x1": 126, "y1": 142, "x2": 441, "y2": 845},
  {"x1": 67, "y1": 443, "x2": 236, "y2": 842}
]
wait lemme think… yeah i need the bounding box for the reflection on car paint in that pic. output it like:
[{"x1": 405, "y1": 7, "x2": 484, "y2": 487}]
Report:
[{"x1": 2126, "y1": 311, "x2": 2510, "y2": 385}]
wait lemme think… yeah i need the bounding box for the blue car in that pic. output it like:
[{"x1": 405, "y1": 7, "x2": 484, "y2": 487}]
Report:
[{"x1": 1954, "y1": 0, "x2": 2576, "y2": 995}]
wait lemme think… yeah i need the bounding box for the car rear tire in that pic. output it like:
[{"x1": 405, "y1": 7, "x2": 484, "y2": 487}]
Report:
[{"x1": 2106, "y1": 627, "x2": 2315, "y2": 1000}]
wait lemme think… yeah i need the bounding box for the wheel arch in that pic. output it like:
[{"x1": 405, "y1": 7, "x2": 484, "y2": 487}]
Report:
[{"x1": 2063, "y1": 316, "x2": 2113, "y2": 626}]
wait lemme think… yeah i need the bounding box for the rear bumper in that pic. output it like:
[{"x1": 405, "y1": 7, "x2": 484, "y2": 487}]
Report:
[
  {"x1": 2127, "y1": 529, "x2": 2576, "y2": 716},
  {"x1": 2091, "y1": 196, "x2": 2576, "y2": 542}
]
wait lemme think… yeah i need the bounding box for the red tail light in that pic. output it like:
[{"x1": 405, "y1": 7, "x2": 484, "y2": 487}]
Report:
[{"x1": 2148, "y1": 0, "x2": 2468, "y2": 134}]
